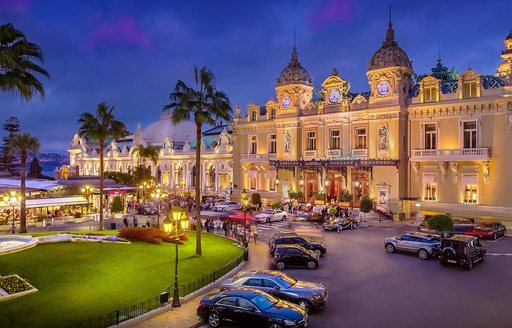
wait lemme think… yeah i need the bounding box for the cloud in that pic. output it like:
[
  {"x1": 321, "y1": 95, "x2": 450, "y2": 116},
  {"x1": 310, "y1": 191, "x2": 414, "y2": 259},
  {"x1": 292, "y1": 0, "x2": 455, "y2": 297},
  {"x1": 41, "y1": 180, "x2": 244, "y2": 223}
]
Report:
[
  {"x1": 0, "y1": 0, "x2": 32, "y2": 14},
  {"x1": 84, "y1": 16, "x2": 153, "y2": 51},
  {"x1": 308, "y1": 0, "x2": 354, "y2": 30}
]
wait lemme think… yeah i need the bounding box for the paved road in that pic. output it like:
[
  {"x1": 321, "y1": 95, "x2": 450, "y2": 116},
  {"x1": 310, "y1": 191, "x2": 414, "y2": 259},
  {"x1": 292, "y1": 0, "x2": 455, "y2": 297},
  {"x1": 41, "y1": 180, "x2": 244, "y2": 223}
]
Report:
[{"x1": 198, "y1": 221, "x2": 512, "y2": 328}]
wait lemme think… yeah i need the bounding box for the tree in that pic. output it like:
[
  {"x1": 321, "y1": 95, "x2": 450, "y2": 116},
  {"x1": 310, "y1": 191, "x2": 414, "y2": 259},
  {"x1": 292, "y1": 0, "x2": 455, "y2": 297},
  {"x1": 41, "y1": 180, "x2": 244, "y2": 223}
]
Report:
[
  {"x1": 77, "y1": 102, "x2": 128, "y2": 230},
  {"x1": 110, "y1": 196, "x2": 123, "y2": 213},
  {"x1": 359, "y1": 195, "x2": 373, "y2": 220},
  {"x1": 0, "y1": 116, "x2": 20, "y2": 174},
  {"x1": 0, "y1": 23, "x2": 49, "y2": 100},
  {"x1": 28, "y1": 157, "x2": 43, "y2": 178},
  {"x1": 131, "y1": 144, "x2": 159, "y2": 182},
  {"x1": 164, "y1": 66, "x2": 233, "y2": 256},
  {"x1": 338, "y1": 189, "x2": 353, "y2": 203},
  {"x1": 8, "y1": 132, "x2": 40, "y2": 233},
  {"x1": 427, "y1": 214, "x2": 453, "y2": 233},
  {"x1": 251, "y1": 193, "x2": 262, "y2": 207}
]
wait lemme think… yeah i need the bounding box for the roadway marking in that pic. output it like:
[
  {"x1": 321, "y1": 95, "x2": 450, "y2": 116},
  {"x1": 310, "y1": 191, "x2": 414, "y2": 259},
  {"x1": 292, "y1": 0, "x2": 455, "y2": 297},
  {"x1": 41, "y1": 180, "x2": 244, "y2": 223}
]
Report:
[
  {"x1": 385, "y1": 226, "x2": 403, "y2": 230},
  {"x1": 488, "y1": 237, "x2": 505, "y2": 243},
  {"x1": 486, "y1": 253, "x2": 512, "y2": 256}
]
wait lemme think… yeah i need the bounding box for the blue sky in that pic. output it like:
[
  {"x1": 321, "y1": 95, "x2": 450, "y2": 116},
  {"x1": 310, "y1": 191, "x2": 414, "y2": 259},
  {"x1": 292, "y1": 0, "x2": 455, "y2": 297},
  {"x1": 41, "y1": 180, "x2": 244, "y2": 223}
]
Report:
[{"x1": 1, "y1": 0, "x2": 511, "y2": 153}]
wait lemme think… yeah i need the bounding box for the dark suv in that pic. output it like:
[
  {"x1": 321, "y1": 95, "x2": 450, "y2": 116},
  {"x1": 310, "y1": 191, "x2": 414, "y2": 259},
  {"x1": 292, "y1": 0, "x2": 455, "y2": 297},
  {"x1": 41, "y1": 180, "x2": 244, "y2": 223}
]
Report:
[
  {"x1": 269, "y1": 233, "x2": 327, "y2": 257},
  {"x1": 273, "y1": 245, "x2": 320, "y2": 270},
  {"x1": 438, "y1": 235, "x2": 486, "y2": 271}
]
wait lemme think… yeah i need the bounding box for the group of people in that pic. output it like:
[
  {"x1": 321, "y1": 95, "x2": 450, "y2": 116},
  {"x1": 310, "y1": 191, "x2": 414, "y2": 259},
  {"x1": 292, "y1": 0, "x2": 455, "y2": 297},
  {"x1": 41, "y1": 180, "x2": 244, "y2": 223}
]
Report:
[
  {"x1": 122, "y1": 214, "x2": 151, "y2": 228},
  {"x1": 191, "y1": 216, "x2": 259, "y2": 244}
]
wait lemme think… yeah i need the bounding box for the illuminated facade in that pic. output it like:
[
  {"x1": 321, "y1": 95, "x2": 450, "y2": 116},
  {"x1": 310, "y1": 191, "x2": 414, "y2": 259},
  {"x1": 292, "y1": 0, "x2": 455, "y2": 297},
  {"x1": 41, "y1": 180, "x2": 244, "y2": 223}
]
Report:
[{"x1": 67, "y1": 113, "x2": 233, "y2": 196}]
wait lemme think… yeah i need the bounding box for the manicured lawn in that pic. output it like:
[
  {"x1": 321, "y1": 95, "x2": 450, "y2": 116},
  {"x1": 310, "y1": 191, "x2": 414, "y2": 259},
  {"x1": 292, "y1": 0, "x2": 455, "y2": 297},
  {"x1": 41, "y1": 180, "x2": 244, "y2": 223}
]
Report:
[{"x1": 0, "y1": 233, "x2": 243, "y2": 328}]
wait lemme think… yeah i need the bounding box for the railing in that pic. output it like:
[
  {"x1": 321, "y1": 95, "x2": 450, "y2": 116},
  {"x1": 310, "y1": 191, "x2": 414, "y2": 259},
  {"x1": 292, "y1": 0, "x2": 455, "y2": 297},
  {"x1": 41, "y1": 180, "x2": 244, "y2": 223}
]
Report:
[
  {"x1": 67, "y1": 252, "x2": 245, "y2": 328},
  {"x1": 351, "y1": 148, "x2": 368, "y2": 158},
  {"x1": 304, "y1": 150, "x2": 317, "y2": 158},
  {"x1": 267, "y1": 153, "x2": 277, "y2": 160},
  {"x1": 411, "y1": 148, "x2": 490, "y2": 160},
  {"x1": 241, "y1": 154, "x2": 268, "y2": 160},
  {"x1": 327, "y1": 149, "x2": 342, "y2": 158}
]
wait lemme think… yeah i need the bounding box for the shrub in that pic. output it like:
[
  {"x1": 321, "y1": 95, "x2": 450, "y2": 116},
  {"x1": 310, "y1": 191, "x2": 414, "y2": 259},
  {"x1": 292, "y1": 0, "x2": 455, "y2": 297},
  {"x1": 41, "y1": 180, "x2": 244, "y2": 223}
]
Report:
[
  {"x1": 313, "y1": 190, "x2": 325, "y2": 200},
  {"x1": 111, "y1": 196, "x2": 123, "y2": 213},
  {"x1": 271, "y1": 202, "x2": 281, "y2": 209},
  {"x1": 288, "y1": 189, "x2": 304, "y2": 200},
  {"x1": 73, "y1": 212, "x2": 82, "y2": 219},
  {"x1": 251, "y1": 193, "x2": 262, "y2": 206},
  {"x1": 119, "y1": 227, "x2": 185, "y2": 245},
  {"x1": 427, "y1": 214, "x2": 453, "y2": 232},
  {"x1": 0, "y1": 275, "x2": 32, "y2": 294},
  {"x1": 327, "y1": 207, "x2": 337, "y2": 217},
  {"x1": 338, "y1": 189, "x2": 353, "y2": 202},
  {"x1": 360, "y1": 196, "x2": 373, "y2": 213}
]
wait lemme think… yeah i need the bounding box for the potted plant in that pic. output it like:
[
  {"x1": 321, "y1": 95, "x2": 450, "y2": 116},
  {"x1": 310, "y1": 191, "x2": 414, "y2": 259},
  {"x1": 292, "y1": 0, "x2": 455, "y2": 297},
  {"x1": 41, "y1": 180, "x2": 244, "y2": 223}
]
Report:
[
  {"x1": 338, "y1": 189, "x2": 353, "y2": 206},
  {"x1": 359, "y1": 195, "x2": 373, "y2": 224},
  {"x1": 313, "y1": 190, "x2": 326, "y2": 204},
  {"x1": 427, "y1": 214, "x2": 453, "y2": 238},
  {"x1": 327, "y1": 207, "x2": 337, "y2": 219}
]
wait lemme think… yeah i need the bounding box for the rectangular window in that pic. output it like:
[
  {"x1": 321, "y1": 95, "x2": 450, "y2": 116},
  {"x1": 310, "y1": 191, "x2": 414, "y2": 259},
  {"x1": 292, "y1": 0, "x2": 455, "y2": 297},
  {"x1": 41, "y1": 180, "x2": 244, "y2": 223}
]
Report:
[
  {"x1": 329, "y1": 129, "x2": 341, "y2": 149},
  {"x1": 463, "y1": 121, "x2": 478, "y2": 149},
  {"x1": 250, "y1": 111, "x2": 257, "y2": 121},
  {"x1": 424, "y1": 183, "x2": 437, "y2": 201},
  {"x1": 306, "y1": 131, "x2": 316, "y2": 150},
  {"x1": 355, "y1": 127, "x2": 367, "y2": 149},
  {"x1": 463, "y1": 81, "x2": 477, "y2": 98},
  {"x1": 464, "y1": 184, "x2": 478, "y2": 204},
  {"x1": 270, "y1": 108, "x2": 276, "y2": 119},
  {"x1": 249, "y1": 177, "x2": 257, "y2": 190},
  {"x1": 269, "y1": 178, "x2": 275, "y2": 191},
  {"x1": 424, "y1": 123, "x2": 437, "y2": 149},
  {"x1": 269, "y1": 135, "x2": 277, "y2": 154},
  {"x1": 250, "y1": 136, "x2": 257, "y2": 154},
  {"x1": 424, "y1": 86, "x2": 436, "y2": 102}
]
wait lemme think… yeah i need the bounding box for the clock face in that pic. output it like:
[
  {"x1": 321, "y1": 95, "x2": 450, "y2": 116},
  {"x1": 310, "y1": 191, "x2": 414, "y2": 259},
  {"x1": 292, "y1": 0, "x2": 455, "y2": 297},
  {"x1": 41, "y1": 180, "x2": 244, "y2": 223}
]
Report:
[
  {"x1": 299, "y1": 96, "x2": 308, "y2": 109},
  {"x1": 282, "y1": 96, "x2": 291, "y2": 108},
  {"x1": 377, "y1": 81, "x2": 391, "y2": 96},
  {"x1": 329, "y1": 89, "x2": 341, "y2": 103}
]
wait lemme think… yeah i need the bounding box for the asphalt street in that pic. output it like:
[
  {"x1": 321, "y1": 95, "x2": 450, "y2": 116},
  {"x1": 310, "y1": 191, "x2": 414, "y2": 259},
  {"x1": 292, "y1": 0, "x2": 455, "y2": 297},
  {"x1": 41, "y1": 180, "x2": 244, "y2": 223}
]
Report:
[{"x1": 198, "y1": 220, "x2": 512, "y2": 328}]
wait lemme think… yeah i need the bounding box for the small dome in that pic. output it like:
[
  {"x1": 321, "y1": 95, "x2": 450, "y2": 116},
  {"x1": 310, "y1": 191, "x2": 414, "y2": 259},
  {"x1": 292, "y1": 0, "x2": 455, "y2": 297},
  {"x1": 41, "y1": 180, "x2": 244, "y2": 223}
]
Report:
[
  {"x1": 276, "y1": 47, "x2": 312, "y2": 87},
  {"x1": 368, "y1": 23, "x2": 412, "y2": 71},
  {"x1": 142, "y1": 113, "x2": 195, "y2": 145}
]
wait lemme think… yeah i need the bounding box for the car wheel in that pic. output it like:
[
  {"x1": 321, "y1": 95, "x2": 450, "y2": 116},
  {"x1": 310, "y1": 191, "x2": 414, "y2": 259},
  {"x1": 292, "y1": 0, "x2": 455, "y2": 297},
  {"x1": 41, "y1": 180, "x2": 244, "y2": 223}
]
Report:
[
  {"x1": 314, "y1": 249, "x2": 322, "y2": 257},
  {"x1": 297, "y1": 299, "x2": 312, "y2": 313},
  {"x1": 268, "y1": 323, "x2": 282, "y2": 328},
  {"x1": 282, "y1": 216, "x2": 286, "y2": 221},
  {"x1": 267, "y1": 218, "x2": 270, "y2": 224},
  {"x1": 307, "y1": 261, "x2": 317, "y2": 270},
  {"x1": 440, "y1": 260, "x2": 447, "y2": 267},
  {"x1": 466, "y1": 259, "x2": 473, "y2": 271},
  {"x1": 208, "y1": 312, "x2": 221, "y2": 328},
  {"x1": 418, "y1": 249, "x2": 429, "y2": 260},
  {"x1": 276, "y1": 261, "x2": 286, "y2": 270},
  {"x1": 385, "y1": 243, "x2": 395, "y2": 253},
  {"x1": 481, "y1": 254, "x2": 486, "y2": 263}
]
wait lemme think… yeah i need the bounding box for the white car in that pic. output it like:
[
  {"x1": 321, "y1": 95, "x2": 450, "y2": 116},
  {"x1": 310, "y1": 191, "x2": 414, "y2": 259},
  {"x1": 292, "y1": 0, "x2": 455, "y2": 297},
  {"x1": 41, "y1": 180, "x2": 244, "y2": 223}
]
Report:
[
  {"x1": 255, "y1": 210, "x2": 288, "y2": 223},
  {"x1": 213, "y1": 201, "x2": 238, "y2": 212}
]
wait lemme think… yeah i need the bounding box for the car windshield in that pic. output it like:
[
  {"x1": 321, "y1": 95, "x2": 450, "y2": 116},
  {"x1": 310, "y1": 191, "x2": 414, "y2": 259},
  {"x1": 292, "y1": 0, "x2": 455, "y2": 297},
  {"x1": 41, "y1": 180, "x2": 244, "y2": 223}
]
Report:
[
  {"x1": 276, "y1": 274, "x2": 296, "y2": 288},
  {"x1": 250, "y1": 294, "x2": 278, "y2": 310},
  {"x1": 262, "y1": 210, "x2": 273, "y2": 214}
]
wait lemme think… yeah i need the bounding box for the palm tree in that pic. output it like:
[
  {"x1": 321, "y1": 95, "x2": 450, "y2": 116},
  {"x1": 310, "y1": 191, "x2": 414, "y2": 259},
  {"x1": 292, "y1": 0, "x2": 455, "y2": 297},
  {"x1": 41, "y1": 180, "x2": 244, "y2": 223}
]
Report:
[
  {"x1": 8, "y1": 132, "x2": 40, "y2": 233},
  {"x1": 163, "y1": 66, "x2": 233, "y2": 256},
  {"x1": 132, "y1": 144, "x2": 160, "y2": 182},
  {"x1": 77, "y1": 102, "x2": 128, "y2": 230},
  {"x1": 0, "y1": 23, "x2": 49, "y2": 100}
]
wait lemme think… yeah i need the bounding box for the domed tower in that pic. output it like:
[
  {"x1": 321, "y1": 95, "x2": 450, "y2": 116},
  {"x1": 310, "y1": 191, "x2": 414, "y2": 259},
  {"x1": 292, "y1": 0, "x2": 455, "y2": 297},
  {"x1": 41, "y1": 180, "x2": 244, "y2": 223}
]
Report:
[
  {"x1": 366, "y1": 19, "x2": 413, "y2": 107},
  {"x1": 275, "y1": 45, "x2": 314, "y2": 117},
  {"x1": 496, "y1": 29, "x2": 512, "y2": 84}
]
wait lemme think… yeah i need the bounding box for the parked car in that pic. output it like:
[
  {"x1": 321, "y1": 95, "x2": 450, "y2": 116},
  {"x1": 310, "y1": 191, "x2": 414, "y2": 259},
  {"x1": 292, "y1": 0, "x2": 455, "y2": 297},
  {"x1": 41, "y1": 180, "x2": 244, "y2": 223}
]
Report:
[
  {"x1": 138, "y1": 205, "x2": 157, "y2": 215},
  {"x1": 384, "y1": 232, "x2": 441, "y2": 260},
  {"x1": 294, "y1": 212, "x2": 323, "y2": 223},
  {"x1": 438, "y1": 235, "x2": 486, "y2": 271},
  {"x1": 273, "y1": 244, "x2": 320, "y2": 270},
  {"x1": 269, "y1": 233, "x2": 327, "y2": 257},
  {"x1": 213, "y1": 201, "x2": 239, "y2": 212},
  {"x1": 197, "y1": 288, "x2": 308, "y2": 328},
  {"x1": 255, "y1": 210, "x2": 288, "y2": 223},
  {"x1": 220, "y1": 270, "x2": 327, "y2": 312},
  {"x1": 323, "y1": 218, "x2": 357, "y2": 231},
  {"x1": 464, "y1": 222, "x2": 506, "y2": 240}
]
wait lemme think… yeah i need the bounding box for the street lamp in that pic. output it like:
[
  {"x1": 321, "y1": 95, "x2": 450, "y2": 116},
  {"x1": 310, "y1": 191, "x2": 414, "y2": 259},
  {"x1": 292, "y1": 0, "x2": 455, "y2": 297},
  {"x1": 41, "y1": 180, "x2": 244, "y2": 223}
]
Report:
[
  {"x1": 81, "y1": 185, "x2": 91, "y2": 213},
  {"x1": 324, "y1": 180, "x2": 329, "y2": 204},
  {"x1": 139, "y1": 181, "x2": 149, "y2": 204},
  {"x1": 241, "y1": 191, "x2": 249, "y2": 242},
  {"x1": 4, "y1": 191, "x2": 20, "y2": 234},
  {"x1": 274, "y1": 177, "x2": 280, "y2": 192},
  {"x1": 152, "y1": 186, "x2": 168, "y2": 228},
  {"x1": 164, "y1": 208, "x2": 187, "y2": 308}
]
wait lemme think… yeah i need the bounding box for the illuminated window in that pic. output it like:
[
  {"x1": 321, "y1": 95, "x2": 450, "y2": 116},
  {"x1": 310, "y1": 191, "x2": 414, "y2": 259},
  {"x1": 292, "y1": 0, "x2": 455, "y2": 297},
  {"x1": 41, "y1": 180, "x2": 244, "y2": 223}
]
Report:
[
  {"x1": 424, "y1": 86, "x2": 437, "y2": 102},
  {"x1": 270, "y1": 108, "x2": 276, "y2": 119},
  {"x1": 250, "y1": 111, "x2": 257, "y2": 121},
  {"x1": 464, "y1": 185, "x2": 478, "y2": 204},
  {"x1": 463, "y1": 81, "x2": 477, "y2": 98},
  {"x1": 269, "y1": 134, "x2": 277, "y2": 154},
  {"x1": 329, "y1": 129, "x2": 341, "y2": 149},
  {"x1": 249, "y1": 177, "x2": 257, "y2": 190},
  {"x1": 306, "y1": 131, "x2": 316, "y2": 150},
  {"x1": 355, "y1": 127, "x2": 367, "y2": 149},
  {"x1": 424, "y1": 123, "x2": 437, "y2": 149},
  {"x1": 462, "y1": 121, "x2": 478, "y2": 149},
  {"x1": 250, "y1": 136, "x2": 257, "y2": 154},
  {"x1": 268, "y1": 178, "x2": 276, "y2": 191},
  {"x1": 424, "y1": 183, "x2": 437, "y2": 201}
]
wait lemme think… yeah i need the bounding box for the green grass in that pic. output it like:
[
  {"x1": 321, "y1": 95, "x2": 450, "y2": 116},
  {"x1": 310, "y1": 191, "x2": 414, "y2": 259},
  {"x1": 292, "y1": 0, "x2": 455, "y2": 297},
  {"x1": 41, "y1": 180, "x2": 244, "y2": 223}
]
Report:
[{"x1": 0, "y1": 233, "x2": 243, "y2": 328}]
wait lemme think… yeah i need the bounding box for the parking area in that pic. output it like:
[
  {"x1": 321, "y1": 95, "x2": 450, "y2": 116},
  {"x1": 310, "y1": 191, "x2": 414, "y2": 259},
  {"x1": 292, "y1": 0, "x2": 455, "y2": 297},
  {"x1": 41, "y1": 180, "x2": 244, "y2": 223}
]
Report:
[{"x1": 199, "y1": 222, "x2": 512, "y2": 328}]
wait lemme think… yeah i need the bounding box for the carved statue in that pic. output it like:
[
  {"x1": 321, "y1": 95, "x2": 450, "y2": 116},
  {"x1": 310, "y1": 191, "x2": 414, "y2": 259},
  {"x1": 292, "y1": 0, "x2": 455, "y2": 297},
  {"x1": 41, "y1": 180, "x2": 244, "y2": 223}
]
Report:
[
  {"x1": 378, "y1": 124, "x2": 389, "y2": 151},
  {"x1": 482, "y1": 161, "x2": 490, "y2": 184},
  {"x1": 284, "y1": 130, "x2": 291, "y2": 153},
  {"x1": 449, "y1": 162, "x2": 458, "y2": 184},
  {"x1": 412, "y1": 162, "x2": 420, "y2": 182},
  {"x1": 438, "y1": 162, "x2": 447, "y2": 183}
]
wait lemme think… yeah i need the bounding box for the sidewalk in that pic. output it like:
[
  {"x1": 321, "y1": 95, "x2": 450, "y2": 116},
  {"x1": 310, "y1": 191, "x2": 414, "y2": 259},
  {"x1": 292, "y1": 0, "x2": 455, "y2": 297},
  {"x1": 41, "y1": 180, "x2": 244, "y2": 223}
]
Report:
[{"x1": 127, "y1": 240, "x2": 269, "y2": 328}]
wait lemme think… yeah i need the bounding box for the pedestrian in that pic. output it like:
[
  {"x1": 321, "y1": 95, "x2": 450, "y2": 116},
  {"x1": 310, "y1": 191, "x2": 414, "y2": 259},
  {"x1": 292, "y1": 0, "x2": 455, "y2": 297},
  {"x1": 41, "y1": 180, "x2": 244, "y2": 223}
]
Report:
[
  {"x1": 133, "y1": 215, "x2": 138, "y2": 227},
  {"x1": 251, "y1": 224, "x2": 259, "y2": 243},
  {"x1": 146, "y1": 217, "x2": 151, "y2": 228},
  {"x1": 122, "y1": 215, "x2": 129, "y2": 228}
]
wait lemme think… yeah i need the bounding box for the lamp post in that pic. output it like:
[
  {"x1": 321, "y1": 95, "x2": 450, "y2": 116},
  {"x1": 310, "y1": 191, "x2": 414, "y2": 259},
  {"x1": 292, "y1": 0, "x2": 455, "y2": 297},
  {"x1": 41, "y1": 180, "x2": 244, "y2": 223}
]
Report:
[
  {"x1": 152, "y1": 186, "x2": 167, "y2": 228},
  {"x1": 299, "y1": 177, "x2": 304, "y2": 202},
  {"x1": 81, "y1": 185, "x2": 91, "y2": 213},
  {"x1": 241, "y1": 190, "x2": 249, "y2": 242},
  {"x1": 163, "y1": 208, "x2": 186, "y2": 308},
  {"x1": 274, "y1": 177, "x2": 280, "y2": 195},
  {"x1": 4, "y1": 191, "x2": 20, "y2": 234},
  {"x1": 139, "y1": 181, "x2": 149, "y2": 204},
  {"x1": 324, "y1": 180, "x2": 329, "y2": 204}
]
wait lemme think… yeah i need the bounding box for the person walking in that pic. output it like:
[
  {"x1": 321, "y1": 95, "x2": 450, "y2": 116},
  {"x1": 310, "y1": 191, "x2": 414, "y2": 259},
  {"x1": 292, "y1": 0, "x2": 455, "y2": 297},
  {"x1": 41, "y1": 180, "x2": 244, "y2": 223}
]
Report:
[
  {"x1": 251, "y1": 224, "x2": 259, "y2": 243},
  {"x1": 122, "y1": 215, "x2": 129, "y2": 228},
  {"x1": 133, "y1": 215, "x2": 138, "y2": 227}
]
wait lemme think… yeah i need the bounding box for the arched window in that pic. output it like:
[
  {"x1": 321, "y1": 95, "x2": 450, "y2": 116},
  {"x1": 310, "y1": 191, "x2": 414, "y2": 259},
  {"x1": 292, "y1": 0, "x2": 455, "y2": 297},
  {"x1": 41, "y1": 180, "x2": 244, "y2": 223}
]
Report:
[
  {"x1": 250, "y1": 110, "x2": 257, "y2": 121},
  {"x1": 209, "y1": 166, "x2": 216, "y2": 187}
]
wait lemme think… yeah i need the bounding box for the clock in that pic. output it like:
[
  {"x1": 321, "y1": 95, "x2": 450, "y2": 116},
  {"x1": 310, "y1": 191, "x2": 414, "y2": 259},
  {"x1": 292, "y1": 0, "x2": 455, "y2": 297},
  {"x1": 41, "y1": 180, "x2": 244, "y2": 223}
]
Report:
[
  {"x1": 299, "y1": 96, "x2": 308, "y2": 109},
  {"x1": 282, "y1": 96, "x2": 291, "y2": 108},
  {"x1": 377, "y1": 81, "x2": 391, "y2": 96},
  {"x1": 329, "y1": 89, "x2": 341, "y2": 103}
]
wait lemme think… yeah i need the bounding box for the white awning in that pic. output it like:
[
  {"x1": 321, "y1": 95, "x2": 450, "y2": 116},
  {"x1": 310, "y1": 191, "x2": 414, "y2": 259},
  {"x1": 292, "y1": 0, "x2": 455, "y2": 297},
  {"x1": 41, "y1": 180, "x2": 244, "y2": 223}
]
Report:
[{"x1": 0, "y1": 196, "x2": 88, "y2": 209}]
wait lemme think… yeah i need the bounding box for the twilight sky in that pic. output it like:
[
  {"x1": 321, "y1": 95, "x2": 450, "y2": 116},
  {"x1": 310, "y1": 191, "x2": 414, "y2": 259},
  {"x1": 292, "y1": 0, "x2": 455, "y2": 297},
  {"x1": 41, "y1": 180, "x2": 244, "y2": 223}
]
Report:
[{"x1": 1, "y1": 0, "x2": 511, "y2": 153}]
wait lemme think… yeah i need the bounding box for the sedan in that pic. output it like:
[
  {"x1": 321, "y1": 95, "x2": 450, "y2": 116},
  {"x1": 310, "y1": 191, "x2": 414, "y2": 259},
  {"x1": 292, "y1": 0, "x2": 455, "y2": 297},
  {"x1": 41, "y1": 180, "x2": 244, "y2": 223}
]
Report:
[
  {"x1": 220, "y1": 270, "x2": 327, "y2": 312},
  {"x1": 464, "y1": 222, "x2": 507, "y2": 240},
  {"x1": 255, "y1": 210, "x2": 288, "y2": 223},
  {"x1": 197, "y1": 288, "x2": 308, "y2": 328},
  {"x1": 384, "y1": 232, "x2": 441, "y2": 260},
  {"x1": 293, "y1": 212, "x2": 323, "y2": 223},
  {"x1": 213, "y1": 201, "x2": 239, "y2": 212}
]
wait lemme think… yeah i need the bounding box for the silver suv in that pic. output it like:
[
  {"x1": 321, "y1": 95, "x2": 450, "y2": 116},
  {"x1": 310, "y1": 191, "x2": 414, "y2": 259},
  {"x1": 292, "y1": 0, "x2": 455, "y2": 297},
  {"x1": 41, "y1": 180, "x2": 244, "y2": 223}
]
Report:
[{"x1": 384, "y1": 232, "x2": 440, "y2": 260}]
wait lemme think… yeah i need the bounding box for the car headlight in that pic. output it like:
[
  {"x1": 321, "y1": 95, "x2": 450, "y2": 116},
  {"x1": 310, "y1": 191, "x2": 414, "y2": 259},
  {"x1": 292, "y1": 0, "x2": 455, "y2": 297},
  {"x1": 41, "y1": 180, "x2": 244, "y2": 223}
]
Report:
[{"x1": 284, "y1": 319, "x2": 296, "y2": 326}]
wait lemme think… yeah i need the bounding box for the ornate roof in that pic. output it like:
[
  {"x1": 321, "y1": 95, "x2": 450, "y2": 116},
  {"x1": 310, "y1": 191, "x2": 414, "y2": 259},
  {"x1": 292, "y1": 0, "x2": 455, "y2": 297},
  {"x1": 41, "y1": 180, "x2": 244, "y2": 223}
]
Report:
[
  {"x1": 276, "y1": 46, "x2": 312, "y2": 87},
  {"x1": 368, "y1": 22, "x2": 412, "y2": 71}
]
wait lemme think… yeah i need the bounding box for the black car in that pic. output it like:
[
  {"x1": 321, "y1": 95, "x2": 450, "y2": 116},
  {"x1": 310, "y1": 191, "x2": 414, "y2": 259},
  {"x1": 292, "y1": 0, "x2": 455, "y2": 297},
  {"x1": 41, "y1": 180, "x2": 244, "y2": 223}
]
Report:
[
  {"x1": 197, "y1": 288, "x2": 308, "y2": 328},
  {"x1": 269, "y1": 233, "x2": 327, "y2": 257},
  {"x1": 273, "y1": 244, "x2": 320, "y2": 270},
  {"x1": 438, "y1": 235, "x2": 486, "y2": 271}
]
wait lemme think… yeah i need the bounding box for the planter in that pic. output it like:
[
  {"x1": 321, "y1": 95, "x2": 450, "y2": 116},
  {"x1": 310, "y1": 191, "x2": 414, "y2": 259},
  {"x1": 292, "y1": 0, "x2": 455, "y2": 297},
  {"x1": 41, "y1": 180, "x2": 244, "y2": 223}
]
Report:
[{"x1": 0, "y1": 274, "x2": 38, "y2": 302}]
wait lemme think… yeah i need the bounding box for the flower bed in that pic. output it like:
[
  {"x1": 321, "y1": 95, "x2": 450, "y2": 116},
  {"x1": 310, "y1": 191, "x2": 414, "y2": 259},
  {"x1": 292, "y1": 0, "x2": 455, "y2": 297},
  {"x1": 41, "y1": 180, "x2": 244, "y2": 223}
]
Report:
[
  {"x1": 119, "y1": 227, "x2": 186, "y2": 245},
  {"x1": 70, "y1": 234, "x2": 130, "y2": 244},
  {"x1": 0, "y1": 274, "x2": 38, "y2": 301}
]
